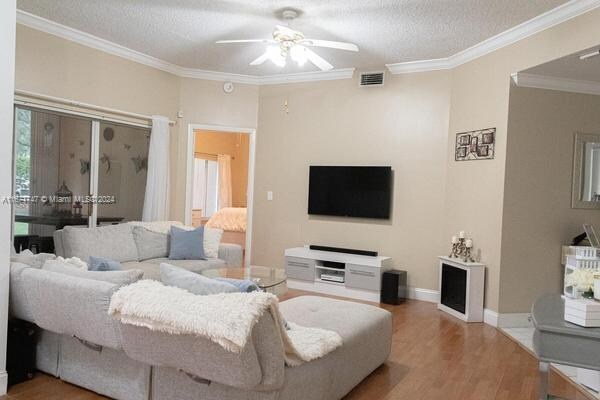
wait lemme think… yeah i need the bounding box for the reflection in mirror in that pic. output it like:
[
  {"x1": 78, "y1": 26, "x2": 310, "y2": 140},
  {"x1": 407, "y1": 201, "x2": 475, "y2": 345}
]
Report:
[
  {"x1": 573, "y1": 132, "x2": 600, "y2": 209},
  {"x1": 582, "y1": 141, "x2": 600, "y2": 202}
]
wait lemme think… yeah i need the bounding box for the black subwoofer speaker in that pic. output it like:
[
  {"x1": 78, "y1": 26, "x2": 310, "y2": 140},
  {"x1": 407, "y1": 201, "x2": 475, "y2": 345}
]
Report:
[
  {"x1": 380, "y1": 270, "x2": 407, "y2": 305},
  {"x1": 7, "y1": 319, "x2": 38, "y2": 387}
]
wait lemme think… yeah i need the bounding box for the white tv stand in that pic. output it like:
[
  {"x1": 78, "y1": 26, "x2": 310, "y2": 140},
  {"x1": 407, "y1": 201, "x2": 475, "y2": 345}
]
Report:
[{"x1": 285, "y1": 247, "x2": 392, "y2": 302}]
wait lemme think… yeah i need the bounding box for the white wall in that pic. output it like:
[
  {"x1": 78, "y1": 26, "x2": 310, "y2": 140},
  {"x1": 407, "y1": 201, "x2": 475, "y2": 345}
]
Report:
[{"x1": 0, "y1": 0, "x2": 16, "y2": 394}]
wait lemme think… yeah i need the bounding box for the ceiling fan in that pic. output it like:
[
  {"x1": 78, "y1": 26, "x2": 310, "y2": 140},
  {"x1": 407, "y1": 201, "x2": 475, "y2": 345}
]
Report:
[{"x1": 216, "y1": 9, "x2": 359, "y2": 71}]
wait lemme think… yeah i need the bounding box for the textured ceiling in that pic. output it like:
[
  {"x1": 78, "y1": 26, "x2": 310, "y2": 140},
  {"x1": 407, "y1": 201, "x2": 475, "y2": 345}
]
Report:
[
  {"x1": 17, "y1": 0, "x2": 569, "y2": 76},
  {"x1": 525, "y1": 45, "x2": 600, "y2": 83}
]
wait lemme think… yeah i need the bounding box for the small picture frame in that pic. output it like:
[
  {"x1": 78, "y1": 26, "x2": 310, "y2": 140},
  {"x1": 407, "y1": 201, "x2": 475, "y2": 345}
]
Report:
[
  {"x1": 477, "y1": 145, "x2": 489, "y2": 157},
  {"x1": 482, "y1": 131, "x2": 494, "y2": 144},
  {"x1": 458, "y1": 134, "x2": 471, "y2": 146},
  {"x1": 470, "y1": 137, "x2": 478, "y2": 153},
  {"x1": 456, "y1": 147, "x2": 468, "y2": 159},
  {"x1": 455, "y1": 128, "x2": 495, "y2": 161}
]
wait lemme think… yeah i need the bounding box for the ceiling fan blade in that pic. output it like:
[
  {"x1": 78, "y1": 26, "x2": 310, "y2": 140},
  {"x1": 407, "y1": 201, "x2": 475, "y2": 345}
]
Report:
[
  {"x1": 302, "y1": 39, "x2": 359, "y2": 52},
  {"x1": 304, "y1": 48, "x2": 333, "y2": 71},
  {"x1": 216, "y1": 39, "x2": 275, "y2": 44},
  {"x1": 249, "y1": 52, "x2": 270, "y2": 66}
]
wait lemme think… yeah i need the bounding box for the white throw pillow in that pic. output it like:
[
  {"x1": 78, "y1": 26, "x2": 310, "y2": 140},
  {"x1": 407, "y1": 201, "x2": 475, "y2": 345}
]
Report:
[
  {"x1": 203, "y1": 227, "x2": 223, "y2": 259},
  {"x1": 55, "y1": 256, "x2": 88, "y2": 270},
  {"x1": 11, "y1": 250, "x2": 56, "y2": 269}
]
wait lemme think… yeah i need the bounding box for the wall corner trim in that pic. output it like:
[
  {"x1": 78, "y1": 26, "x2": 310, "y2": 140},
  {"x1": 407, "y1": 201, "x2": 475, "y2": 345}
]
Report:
[
  {"x1": 484, "y1": 309, "x2": 499, "y2": 327},
  {"x1": 386, "y1": 0, "x2": 600, "y2": 74},
  {"x1": 512, "y1": 72, "x2": 600, "y2": 96},
  {"x1": 0, "y1": 370, "x2": 7, "y2": 396}
]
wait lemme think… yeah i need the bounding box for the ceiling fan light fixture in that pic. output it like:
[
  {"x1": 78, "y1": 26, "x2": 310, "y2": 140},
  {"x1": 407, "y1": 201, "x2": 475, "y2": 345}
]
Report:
[
  {"x1": 290, "y1": 45, "x2": 308, "y2": 66},
  {"x1": 266, "y1": 46, "x2": 286, "y2": 67}
]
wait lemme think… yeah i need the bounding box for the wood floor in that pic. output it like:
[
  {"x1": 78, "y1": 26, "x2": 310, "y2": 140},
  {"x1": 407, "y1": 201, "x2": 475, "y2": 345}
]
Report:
[{"x1": 2, "y1": 289, "x2": 595, "y2": 400}]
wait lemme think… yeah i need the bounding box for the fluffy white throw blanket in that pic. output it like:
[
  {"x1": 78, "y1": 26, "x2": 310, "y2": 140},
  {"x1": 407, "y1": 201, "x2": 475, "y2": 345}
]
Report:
[{"x1": 108, "y1": 280, "x2": 342, "y2": 366}]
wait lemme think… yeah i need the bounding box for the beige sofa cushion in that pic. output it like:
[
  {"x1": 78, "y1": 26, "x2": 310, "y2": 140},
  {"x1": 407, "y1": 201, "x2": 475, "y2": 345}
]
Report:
[
  {"x1": 132, "y1": 226, "x2": 169, "y2": 261},
  {"x1": 9, "y1": 262, "x2": 35, "y2": 321},
  {"x1": 22, "y1": 268, "x2": 124, "y2": 349},
  {"x1": 62, "y1": 224, "x2": 138, "y2": 262},
  {"x1": 123, "y1": 257, "x2": 226, "y2": 280},
  {"x1": 278, "y1": 296, "x2": 392, "y2": 400}
]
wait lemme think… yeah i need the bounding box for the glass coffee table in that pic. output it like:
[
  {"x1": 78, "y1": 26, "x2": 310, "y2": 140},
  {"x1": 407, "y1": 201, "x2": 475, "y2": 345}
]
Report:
[{"x1": 201, "y1": 266, "x2": 287, "y2": 293}]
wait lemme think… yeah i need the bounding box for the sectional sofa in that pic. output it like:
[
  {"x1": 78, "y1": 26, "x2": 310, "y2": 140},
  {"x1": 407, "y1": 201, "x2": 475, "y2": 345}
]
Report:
[
  {"x1": 53, "y1": 223, "x2": 244, "y2": 279},
  {"x1": 8, "y1": 223, "x2": 393, "y2": 400}
]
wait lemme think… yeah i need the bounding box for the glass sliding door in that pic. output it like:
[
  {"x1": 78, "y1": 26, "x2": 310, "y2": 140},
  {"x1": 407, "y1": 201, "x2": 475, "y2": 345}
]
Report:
[
  {"x1": 12, "y1": 107, "x2": 151, "y2": 253},
  {"x1": 96, "y1": 122, "x2": 150, "y2": 225},
  {"x1": 13, "y1": 107, "x2": 92, "y2": 252}
]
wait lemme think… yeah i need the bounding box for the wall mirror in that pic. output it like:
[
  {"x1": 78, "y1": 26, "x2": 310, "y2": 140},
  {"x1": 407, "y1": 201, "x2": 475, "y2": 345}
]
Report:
[{"x1": 572, "y1": 132, "x2": 600, "y2": 209}]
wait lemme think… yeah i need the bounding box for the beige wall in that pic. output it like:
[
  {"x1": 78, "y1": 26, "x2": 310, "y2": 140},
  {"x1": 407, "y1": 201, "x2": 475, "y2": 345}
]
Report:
[
  {"x1": 252, "y1": 72, "x2": 452, "y2": 290},
  {"x1": 194, "y1": 129, "x2": 250, "y2": 208},
  {"x1": 16, "y1": 25, "x2": 179, "y2": 121},
  {"x1": 15, "y1": 25, "x2": 260, "y2": 223},
  {"x1": 172, "y1": 78, "x2": 259, "y2": 221},
  {"x1": 499, "y1": 87, "x2": 600, "y2": 313},
  {"x1": 444, "y1": 8, "x2": 600, "y2": 312}
]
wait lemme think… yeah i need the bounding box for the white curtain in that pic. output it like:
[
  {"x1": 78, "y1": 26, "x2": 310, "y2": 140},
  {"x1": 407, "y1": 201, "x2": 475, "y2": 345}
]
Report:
[
  {"x1": 217, "y1": 154, "x2": 232, "y2": 209},
  {"x1": 142, "y1": 116, "x2": 170, "y2": 221}
]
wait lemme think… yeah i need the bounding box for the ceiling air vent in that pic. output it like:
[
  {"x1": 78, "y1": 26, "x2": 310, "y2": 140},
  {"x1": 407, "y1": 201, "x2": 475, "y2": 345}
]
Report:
[{"x1": 359, "y1": 71, "x2": 384, "y2": 87}]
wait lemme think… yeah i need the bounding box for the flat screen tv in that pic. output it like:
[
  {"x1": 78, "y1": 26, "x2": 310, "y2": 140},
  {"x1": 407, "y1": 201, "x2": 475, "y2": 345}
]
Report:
[{"x1": 308, "y1": 166, "x2": 392, "y2": 219}]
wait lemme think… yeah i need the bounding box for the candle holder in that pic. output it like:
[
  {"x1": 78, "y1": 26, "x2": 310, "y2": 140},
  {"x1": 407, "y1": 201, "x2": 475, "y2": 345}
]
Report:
[
  {"x1": 463, "y1": 246, "x2": 475, "y2": 263},
  {"x1": 449, "y1": 233, "x2": 475, "y2": 262},
  {"x1": 449, "y1": 242, "x2": 460, "y2": 258},
  {"x1": 450, "y1": 237, "x2": 466, "y2": 258}
]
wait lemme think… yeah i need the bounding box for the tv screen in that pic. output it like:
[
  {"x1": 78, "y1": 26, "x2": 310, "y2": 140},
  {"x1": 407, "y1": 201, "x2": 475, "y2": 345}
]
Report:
[{"x1": 308, "y1": 166, "x2": 392, "y2": 219}]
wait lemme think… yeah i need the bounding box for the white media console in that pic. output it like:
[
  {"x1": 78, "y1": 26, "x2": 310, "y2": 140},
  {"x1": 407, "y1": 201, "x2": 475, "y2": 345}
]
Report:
[{"x1": 285, "y1": 247, "x2": 392, "y2": 302}]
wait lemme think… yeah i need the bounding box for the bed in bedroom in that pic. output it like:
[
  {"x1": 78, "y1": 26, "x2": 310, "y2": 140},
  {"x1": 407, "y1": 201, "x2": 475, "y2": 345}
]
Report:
[{"x1": 205, "y1": 207, "x2": 247, "y2": 250}]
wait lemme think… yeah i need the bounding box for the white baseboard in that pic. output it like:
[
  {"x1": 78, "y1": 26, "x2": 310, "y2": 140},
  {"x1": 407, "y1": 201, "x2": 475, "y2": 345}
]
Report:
[
  {"x1": 408, "y1": 287, "x2": 439, "y2": 303},
  {"x1": 0, "y1": 370, "x2": 7, "y2": 396},
  {"x1": 482, "y1": 310, "x2": 532, "y2": 328},
  {"x1": 497, "y1": 313, "x2": 532, "y2": 328},
  {"x1": 484, "y1": 309, "x2": 499, "y2": 327}
]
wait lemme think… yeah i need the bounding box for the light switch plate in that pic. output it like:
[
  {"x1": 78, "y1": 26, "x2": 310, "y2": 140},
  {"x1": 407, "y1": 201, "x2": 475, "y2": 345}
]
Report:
[{"x1": 267, "y1": 191, "x2": 273, "y2": 201}]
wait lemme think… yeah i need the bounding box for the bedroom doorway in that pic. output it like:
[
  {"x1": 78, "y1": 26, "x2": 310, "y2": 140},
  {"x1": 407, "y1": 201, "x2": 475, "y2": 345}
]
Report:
[{"x1": 185, "y1": 124, "x2": 256, "y2": 267}]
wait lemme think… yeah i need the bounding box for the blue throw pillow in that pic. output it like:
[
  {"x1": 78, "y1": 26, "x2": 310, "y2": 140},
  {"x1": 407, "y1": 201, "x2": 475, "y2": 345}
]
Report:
[
  {"x1": 169, "y1": 226, "x2": 207, "y2": 260},
  {"x1": 89, "y1": 256, "x2": 122, "y2": 271},
  {"x1": 159, "y1": 263, "x2": 238, "y2": 295}
]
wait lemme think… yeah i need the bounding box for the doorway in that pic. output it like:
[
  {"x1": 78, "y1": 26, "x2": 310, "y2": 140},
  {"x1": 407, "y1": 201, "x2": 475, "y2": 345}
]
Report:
[{"x1": 185, "y1": 124, "x2": 256, "y2": 267}]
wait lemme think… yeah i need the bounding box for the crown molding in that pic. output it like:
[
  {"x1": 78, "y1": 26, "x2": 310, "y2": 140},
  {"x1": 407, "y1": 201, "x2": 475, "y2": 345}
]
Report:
[
  {"x1": 16, "y1": 10, "x2": 182, "y2": 76},
  {"x1": 385, "y1": 58, "x2": 451, "y2": 74},
  {"x1": 511, "y1": 72, "x2": 600, "y2": 96},
  {"x1": 258, "y1": 68, "x2": 355, "y2": 85},
  {"x1": 17, "y1": 0, "x2": 600, "y2": 81},
  {"x1": 16, "y1": 10, "x2": 354, "y2": 86},
  {"x1": 387, "y1": 0, "x2": 600, "y2": 74},
  {"x1": 177, "y1": 67, "x2": 259, "y2": 85}
]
